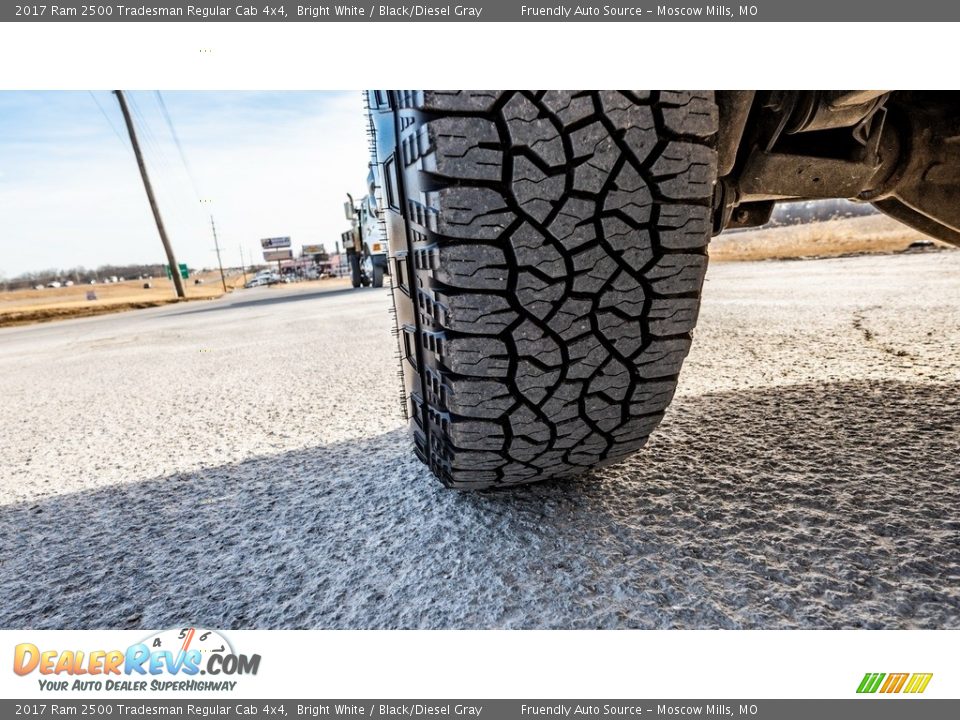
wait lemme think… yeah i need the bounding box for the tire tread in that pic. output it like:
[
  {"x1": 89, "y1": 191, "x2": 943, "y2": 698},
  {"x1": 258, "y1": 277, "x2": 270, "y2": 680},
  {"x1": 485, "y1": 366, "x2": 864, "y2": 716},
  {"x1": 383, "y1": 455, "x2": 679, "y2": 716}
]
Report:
[{"x1": 387, "y1": 90, "x2": 718, "y2": 488}]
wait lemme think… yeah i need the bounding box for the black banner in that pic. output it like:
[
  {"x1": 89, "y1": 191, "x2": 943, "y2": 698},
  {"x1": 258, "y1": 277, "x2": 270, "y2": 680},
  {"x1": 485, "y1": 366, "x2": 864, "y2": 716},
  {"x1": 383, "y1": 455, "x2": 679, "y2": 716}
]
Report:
[{"x1": 3, "y1": 1, "x2": 959, "y2": 22}]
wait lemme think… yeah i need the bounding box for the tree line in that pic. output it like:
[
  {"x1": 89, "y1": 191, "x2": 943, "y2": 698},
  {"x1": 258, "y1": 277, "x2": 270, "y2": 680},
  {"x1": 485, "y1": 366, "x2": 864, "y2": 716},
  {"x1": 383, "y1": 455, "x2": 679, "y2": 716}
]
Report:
[{"x1": 0, "y1": 263, "x2": 176, "y2": 291}]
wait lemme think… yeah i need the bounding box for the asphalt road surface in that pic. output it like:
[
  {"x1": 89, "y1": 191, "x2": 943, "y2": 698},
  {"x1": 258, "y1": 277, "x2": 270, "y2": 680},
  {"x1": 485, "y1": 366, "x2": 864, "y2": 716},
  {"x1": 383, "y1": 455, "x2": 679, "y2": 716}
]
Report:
[{"x1": 1, "y1": 252, "x2": 958, "y2": 629}]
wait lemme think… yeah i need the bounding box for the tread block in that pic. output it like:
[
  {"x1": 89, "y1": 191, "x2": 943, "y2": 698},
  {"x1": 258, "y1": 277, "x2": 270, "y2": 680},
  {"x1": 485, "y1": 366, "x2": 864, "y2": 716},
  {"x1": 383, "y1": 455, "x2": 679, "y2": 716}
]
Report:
[
  {"x1": 657, "y1": 206, "x2": 712, "y2": 250},
  {"x1": 443, "y1": 337, "x2": 510, "y2": 377},
  {"x1": 647, "y1": 297, "x2": 701, "y2": 336},
  {"x1": 433, "y1": 244, "x2": 510, "y2": 291},
  {"x1": 512, "y1": 157, "x2": 565, "y2": 223},
  {"x1": 423, "y1": 117, "x2": 502, "y2": 180},
  {"x1": 431, "y1": 187, "x2": 515, "y2": 240},
  {"x1": 634, "y1": 337, "x2": 693, "y2": 378},
  {"x1": 503, "y1": 94, "x2": 566, "y2": 167},
  {"x1": 440, "y1": 292, "x2": 517, "y2": 334},
  {"x1": 515, "y1": 359, "x2": 561, "y2": 405},
  {"x1": 659, "y1": 91, "x2": 718, "y2": 137},
  {"x1": 646, "y1": 255, "x2": 709, "y2": 296},
  {"x1": 651, "y1": 142, "x2": 718, "y2": 200},
  {"x1": 512, "y1": 320, "x2": 563, "y2": 368},
  {"x1": 542, "y1": 91, "x2": 596, "y2": 126},
  {"x1": 630, "y1": 381, "x2": 677, "y2": 416},
  {"x1": 445, "y1": 379, "x2": 516, "y2": 419},
  {"x1": 516, "y1": 271, "x2": 565, "y2": 320},
  {"x1": 421, "y1": 91, "x2": 499, "y2": 112},
  {"x1": 448, "y1": 420, "x2": 506, "y2": 452},
  {"x1": 508, "y1": 223, "x2": 567, "y2": 278}
]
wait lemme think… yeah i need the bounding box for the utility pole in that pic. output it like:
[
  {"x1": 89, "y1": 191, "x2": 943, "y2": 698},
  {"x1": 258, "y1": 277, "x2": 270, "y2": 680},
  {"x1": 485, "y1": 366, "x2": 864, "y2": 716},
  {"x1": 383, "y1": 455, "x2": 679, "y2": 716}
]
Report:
[
  {"x1": 210, "y1": 215, "x2": 227, "y2": 293},
  {"x1": 239, "y1": 244, "x2": 248, "y2": 284},
  {"x1": 114, "y1": 90, "x2": 186, "y2": 299}
]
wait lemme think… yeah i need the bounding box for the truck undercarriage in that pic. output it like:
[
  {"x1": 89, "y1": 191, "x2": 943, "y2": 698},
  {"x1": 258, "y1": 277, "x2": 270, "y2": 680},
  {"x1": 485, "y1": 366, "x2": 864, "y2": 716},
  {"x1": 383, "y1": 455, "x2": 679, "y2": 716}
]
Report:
[{"x1": 714, "y1": 91, "x2": 960, "y2": 246}]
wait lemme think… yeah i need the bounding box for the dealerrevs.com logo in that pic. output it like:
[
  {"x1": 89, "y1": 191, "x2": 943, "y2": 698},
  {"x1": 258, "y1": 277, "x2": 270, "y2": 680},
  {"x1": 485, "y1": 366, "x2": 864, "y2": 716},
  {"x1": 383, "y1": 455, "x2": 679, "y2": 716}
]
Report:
[
  {"x1": 857, "y1": 672, "x2": 933, "y2": 694},
  {"x1": 13, "y1": 627, "x2": 260, "y2": 692}
]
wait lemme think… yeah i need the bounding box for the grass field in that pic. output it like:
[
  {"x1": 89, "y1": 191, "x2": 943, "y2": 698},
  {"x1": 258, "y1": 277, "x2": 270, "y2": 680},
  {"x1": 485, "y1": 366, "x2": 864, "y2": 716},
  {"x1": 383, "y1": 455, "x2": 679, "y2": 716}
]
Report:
[
  {"x1": 0, "y1": 271, "x2": 247, "y2": 327},
  {"x1": 709, "y1": 214, "x2": 953, "y2": 262}
]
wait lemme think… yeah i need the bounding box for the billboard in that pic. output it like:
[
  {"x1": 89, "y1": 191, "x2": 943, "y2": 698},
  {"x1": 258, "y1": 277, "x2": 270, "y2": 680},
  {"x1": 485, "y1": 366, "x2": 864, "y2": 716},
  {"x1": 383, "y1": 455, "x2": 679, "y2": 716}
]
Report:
[
  {"x1": 302, "y1": 244, "x2": 326, "y2": 255},
  {"x1": 261, "y1": 236, "x2": 292, "y2": 249},
  {"x1": 263, "y1": 249, "x2": 293, "y2": 262}
]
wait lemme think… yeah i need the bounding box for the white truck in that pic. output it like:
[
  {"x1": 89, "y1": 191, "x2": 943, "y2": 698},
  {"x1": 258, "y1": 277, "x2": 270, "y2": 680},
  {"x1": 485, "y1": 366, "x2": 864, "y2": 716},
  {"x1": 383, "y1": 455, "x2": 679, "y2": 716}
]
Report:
[{"x1": 342, "y1": 167, "x2": 389, "y2": 288}]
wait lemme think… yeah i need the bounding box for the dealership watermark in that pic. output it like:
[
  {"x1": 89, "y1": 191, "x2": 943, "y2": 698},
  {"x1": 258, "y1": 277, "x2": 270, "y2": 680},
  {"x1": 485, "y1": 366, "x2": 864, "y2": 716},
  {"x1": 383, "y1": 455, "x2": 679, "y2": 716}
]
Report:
[{"x1": 12, "y1": 628, "x2": 261, "y2": 693}]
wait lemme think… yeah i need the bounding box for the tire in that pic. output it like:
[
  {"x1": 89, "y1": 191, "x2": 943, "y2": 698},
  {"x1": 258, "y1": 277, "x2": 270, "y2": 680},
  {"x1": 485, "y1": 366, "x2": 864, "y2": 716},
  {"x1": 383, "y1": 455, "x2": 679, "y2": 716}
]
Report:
[
  {"x1": 372, "y1": 262, "x2": 384, "y2": 288},
  {"x1": 349, "y1": 252, "x2": 361, "y2": 288},
  {"x1": 378, "y1": 91, "x2": 718, "y2": 488}
]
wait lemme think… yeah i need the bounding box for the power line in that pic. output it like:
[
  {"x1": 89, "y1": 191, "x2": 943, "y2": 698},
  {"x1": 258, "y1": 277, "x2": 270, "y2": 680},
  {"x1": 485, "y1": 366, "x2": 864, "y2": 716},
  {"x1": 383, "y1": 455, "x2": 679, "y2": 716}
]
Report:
[
  {"x1": 133, "y1": 93, "x2": 205, "y2": 228},
  {"x1": 87, "y1": 91, "x2": 128, "y2": 149},
  {"x1": 155, "y1": 91, "x2": 205, "y2": 204},
  {"x1": 93, "y1": 90, "x2": 197, "y2": 245},
  {"x1": 152, "y1": 92, "x2": 227, "y2": 276},
  {"x1": 109, "y1": 91, "x2": 215, "y2": 275},
  {"x1": 127, "y1": 92, "x2": 178, "y2": 180},
  {"x1": 91, "y1": 90, "x2": 197, "y2": 266},
  {"x1": 126, "y1": 92, "x2": 208, "y2": 254}
]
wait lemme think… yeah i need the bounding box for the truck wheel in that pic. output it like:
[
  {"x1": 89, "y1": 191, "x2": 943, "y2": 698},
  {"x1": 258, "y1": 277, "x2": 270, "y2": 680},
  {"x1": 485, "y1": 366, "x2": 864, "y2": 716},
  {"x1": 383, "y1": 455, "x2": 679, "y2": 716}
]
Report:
[
  {"x1": 349, "y1": 252, "x2": 361, "y2": 289},
  {"x1": 381, "y1": 91, "x2": 718, "y2": 488},
  {"x1": 372, "y1": 263, "x2": 384, "y2": 288}
]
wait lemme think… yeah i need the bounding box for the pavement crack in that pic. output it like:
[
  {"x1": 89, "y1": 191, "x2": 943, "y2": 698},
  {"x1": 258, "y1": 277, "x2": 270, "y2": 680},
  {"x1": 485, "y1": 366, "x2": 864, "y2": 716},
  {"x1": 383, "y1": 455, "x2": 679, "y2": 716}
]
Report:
[{"x1": 852, "y1": 309, "x2": 916, "y2": 360}]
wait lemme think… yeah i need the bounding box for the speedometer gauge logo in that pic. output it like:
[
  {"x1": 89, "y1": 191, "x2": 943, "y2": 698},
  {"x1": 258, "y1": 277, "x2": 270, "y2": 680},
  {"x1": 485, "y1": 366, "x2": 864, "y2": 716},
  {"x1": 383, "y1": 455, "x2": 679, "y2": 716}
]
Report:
[{"x1": 141, "y1": 627, "x2": 234, "y2": 659}]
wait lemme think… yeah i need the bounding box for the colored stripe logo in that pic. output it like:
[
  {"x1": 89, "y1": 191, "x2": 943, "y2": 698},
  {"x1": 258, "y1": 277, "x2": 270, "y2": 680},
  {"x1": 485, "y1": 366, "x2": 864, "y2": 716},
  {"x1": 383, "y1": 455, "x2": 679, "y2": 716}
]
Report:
[{"x1": 857, "y1": 672, "x2": 933, "y2": 694}]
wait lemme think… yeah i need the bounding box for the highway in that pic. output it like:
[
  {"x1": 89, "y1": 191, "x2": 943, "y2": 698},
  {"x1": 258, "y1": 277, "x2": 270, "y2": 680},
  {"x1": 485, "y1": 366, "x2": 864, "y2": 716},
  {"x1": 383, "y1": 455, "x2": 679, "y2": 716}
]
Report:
[{"x1": 1, "y1": 251, "x2": 958, "y2": 629}]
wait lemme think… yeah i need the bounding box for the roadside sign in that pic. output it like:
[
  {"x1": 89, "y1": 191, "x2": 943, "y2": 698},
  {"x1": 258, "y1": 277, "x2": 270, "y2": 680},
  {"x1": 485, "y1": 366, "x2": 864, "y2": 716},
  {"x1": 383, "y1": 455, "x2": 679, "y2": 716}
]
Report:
[
  {"x1": 263, "y1": 249, "x2": 293, "y2": 262},
  {"x1": 164, "y1": 263, "x2": 189, "y2": 279},
  {"x1": 261, "y1": 236, "x2": 291, "y2": 249},
  {"x1": 302, "y1": 244, "x2": 325, "y2": 255}
]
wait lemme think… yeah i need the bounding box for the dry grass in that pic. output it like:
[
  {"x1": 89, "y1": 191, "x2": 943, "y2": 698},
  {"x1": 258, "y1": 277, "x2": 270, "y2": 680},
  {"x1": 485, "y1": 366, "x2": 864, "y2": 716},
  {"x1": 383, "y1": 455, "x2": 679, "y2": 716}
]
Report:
[
  {"x1": 0, "y1": 271, "x2": 246, "y2": 328},
  {"x1": 710, "y1": 215, "x2": 954, "y2": 263}
]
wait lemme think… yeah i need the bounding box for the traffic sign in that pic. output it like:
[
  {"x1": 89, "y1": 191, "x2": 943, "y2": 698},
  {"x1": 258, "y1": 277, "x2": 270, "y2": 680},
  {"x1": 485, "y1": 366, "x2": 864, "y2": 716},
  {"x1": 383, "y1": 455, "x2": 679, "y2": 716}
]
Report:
[{"x1": 164, "y1": 263, "x2": 189, "y2": 279}]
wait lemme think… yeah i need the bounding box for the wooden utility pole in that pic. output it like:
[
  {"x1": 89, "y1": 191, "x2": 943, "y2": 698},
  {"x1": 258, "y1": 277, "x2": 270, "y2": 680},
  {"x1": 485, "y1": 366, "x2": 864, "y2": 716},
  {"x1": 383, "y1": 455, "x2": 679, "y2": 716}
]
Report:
[
  {"x1": 210, "y1": 215, "x2": 227, "y2": 293},
  {"x1": 239, "y1": 244, "x2": 248, "y2": 284},
  {"x1": 114, "y1": 90, "x2": 186, "y2": 299}
]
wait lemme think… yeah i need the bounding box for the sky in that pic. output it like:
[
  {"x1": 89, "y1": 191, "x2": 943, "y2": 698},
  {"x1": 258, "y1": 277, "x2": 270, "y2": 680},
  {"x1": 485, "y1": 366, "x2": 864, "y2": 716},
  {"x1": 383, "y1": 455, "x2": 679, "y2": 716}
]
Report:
[{"x1": 0, "y1": 91, "x2": 371, "y2": 278}]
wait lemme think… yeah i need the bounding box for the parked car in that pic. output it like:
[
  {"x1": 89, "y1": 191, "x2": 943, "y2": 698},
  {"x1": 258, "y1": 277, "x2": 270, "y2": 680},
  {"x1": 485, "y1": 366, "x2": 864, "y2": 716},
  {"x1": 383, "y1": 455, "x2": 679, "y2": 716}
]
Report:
[{"x1": 244, "y1": 272, "x2": 281, "y2": 289}]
